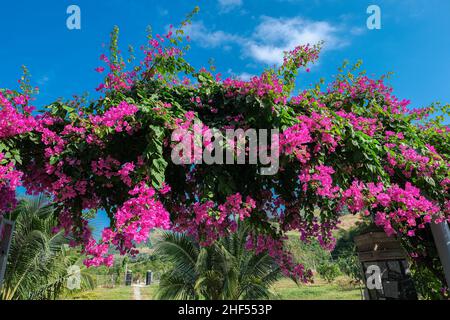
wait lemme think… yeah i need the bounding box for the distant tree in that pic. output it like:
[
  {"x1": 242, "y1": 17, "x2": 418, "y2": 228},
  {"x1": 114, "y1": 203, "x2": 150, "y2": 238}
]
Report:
[{"x1": 317, "y1": 262, "x2": 341, "y2": 283}]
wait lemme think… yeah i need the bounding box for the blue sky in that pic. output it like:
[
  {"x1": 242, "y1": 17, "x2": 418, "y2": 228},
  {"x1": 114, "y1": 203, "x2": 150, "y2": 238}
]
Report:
[
  {"x1": 2, "y1": 0, "x2": 449, "y2": 237},
  {"x1": 1, "y1": 0, "x2": 449, "y2": 109}
]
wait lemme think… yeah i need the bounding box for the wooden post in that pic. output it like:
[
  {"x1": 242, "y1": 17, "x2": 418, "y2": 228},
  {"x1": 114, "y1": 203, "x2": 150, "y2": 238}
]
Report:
[
  {"x1": 125, "y1": 270, "x2": 133, "y2": 286},
  {"x1": 146, "y1": 270, "x2": 153, "y2": 286},
  {"x1": 354, "y1": 231, "x2": 417, "y2": 300},
  {"x1": 124, "y1": 263, "x2": 128, "y2": 285}
]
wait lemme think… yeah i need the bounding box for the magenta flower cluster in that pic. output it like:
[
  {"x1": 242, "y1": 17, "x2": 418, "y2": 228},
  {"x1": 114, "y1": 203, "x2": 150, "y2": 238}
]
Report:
[{"x1": 0, "y1": 19, "x2": 448, "y2": 288}]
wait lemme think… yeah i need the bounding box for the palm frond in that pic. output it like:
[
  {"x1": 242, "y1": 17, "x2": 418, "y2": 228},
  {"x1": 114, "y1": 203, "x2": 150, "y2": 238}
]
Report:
[
  {"x1": 155, "y1": 224, "x2": 283, "y2": 300},
  {"x1": 1, "y1": 196, "x2": 90, "y2": 300}
]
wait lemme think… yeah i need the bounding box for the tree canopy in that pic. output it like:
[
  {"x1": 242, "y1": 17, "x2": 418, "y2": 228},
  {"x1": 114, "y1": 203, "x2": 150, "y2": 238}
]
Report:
[{"x1": 0, "y1": 8, "x2": 449, "y2": 291}]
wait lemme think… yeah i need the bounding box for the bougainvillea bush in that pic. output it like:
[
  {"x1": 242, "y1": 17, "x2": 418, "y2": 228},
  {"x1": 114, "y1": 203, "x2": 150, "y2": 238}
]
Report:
[{"x1": 1, "y1": 9, "x2": 449, "y2": 295}]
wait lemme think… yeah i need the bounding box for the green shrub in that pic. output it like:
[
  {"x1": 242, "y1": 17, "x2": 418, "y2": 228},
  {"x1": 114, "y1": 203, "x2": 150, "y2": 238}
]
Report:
[{"x1": 317, "y1": 262, "x2": 341, "y2": 283}]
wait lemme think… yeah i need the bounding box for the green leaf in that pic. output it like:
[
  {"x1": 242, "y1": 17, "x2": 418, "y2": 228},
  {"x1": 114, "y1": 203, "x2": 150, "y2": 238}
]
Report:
[{"x1": 146, "y1": 125, "x2": 168, "y2": 188}]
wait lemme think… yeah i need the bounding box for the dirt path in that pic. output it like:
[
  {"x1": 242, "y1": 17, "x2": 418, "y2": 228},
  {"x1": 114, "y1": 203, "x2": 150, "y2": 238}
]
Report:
[{"x1": 132, "y1": 285, "x2": 142, "y2": 300}]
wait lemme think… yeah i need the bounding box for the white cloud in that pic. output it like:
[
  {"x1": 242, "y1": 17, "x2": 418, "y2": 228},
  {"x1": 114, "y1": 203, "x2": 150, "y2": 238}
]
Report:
[
  {"x1": 246, "y1": 16, "x2": 347, "y2": 65},
  {"x1": 37, "y1": 75, "x2": 50, "y2": 86},
  {"x1": 157, "y1": 7, "x2": 169, "y2": 16},
  {"x1": 187, "y1": 16, "x2": 351, "y2": 66},
  {"x1": 218, "y1": 0, "x2": 243, "y2": 12},
  {"x1": 185, "y1": 21, "x2": 243, "y2": 48},
  {"x1": 237, "y1": 72, "x2": 255, "y2": 81},
  {"x1": 246, "y1": 45, "x2": 285, "y2": 65},
  {"x1": 350, "y1": 26, "x2": 365, "y2": 36},
  {"x1": 226, "y1": 69, "x2": 255, "y2": 81}
]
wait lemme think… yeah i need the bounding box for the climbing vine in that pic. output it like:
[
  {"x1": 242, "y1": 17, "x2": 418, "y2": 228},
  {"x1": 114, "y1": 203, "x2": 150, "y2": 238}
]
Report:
[{"x1": 1, "y1": 8, "x2": 449, "y2": 294}]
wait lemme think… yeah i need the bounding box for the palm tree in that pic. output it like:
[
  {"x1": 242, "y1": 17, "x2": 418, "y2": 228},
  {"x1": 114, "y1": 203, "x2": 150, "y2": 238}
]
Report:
[
  {"x1": 0, "y1": 196, "x2": 94, "y2": 300},
  {"x1": 155, "y1": 225, "x2": 283, "y2": 300}
]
